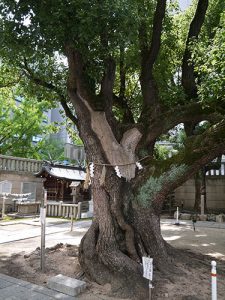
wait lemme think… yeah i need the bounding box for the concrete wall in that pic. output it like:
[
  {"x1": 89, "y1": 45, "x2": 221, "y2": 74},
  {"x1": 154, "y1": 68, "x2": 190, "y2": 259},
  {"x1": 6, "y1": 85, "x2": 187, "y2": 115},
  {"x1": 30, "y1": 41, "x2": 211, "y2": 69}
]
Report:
[
  {"x1": 175, "y1": 177, "x2": 225, "y2": 211},
  {"x1": 0, "y1": 171, "x2": 43, "y2": 202}
]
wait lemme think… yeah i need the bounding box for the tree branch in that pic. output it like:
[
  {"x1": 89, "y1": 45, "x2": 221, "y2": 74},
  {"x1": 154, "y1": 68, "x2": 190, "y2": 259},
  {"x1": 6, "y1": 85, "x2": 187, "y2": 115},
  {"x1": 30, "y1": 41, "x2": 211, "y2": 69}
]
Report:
[
  {"x1": 139, "y1": 0, "x2": 166, "y2": 115},
  {"x1": 182, "y1": 0, "x2": 209, "y2": 99},
  {"x1": 135, "y1": 120, "x2": 225, "y2": 213},
  {"x1": 119, "y1": 46, "x2": 126, "y2": 100},
  {"x1": 0, "y1": 75, "x2": 22, "y2": 88},
  {"x1": 145, "y1": 0, "x2": 167, "y2": 71},
  {"x1": 22, "y1": 59, "x2": 78, "y2": 126},
  {"x1": 144, "y1": 102, "x2": 220, "y2": 146},
  {"x1": 100, "y1": 57, "x2": 116, "y2": 111}
]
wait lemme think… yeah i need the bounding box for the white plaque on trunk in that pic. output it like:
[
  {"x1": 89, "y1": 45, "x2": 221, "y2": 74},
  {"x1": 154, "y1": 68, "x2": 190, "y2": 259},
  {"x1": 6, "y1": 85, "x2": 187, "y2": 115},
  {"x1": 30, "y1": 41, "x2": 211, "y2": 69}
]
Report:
[{"x1": 142, "y1": 257, "x2": 153, "y2": 281}]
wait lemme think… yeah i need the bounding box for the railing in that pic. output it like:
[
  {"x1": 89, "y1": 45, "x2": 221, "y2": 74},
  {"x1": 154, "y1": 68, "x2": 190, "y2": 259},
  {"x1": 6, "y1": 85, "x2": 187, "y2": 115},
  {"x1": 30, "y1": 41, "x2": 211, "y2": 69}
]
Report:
[
  {"x1": 0, "y1": 199, "x2": 87, "y2": 219},
  {"x1": 0, "y1": 154, "x2": 42, "y2": 173},
  {"x1": 206, "y1": 162, "x2": 225, "y2": 176},
  {"x1": 46, "y1": 202, "x2": 81, "y2": 219}
]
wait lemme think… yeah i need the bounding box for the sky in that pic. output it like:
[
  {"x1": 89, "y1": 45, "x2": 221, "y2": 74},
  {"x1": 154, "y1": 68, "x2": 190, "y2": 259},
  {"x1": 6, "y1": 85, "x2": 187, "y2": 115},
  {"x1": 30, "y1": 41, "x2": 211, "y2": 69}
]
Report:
[{"x1": 179, "y1": 0, "x2": 192, "y2": 11}]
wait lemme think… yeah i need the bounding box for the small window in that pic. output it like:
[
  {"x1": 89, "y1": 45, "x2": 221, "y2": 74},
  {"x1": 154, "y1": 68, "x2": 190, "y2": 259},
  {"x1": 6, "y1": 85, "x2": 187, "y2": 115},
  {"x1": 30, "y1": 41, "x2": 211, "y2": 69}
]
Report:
[
  {"x1": 0, "y1": 181, "x2": 12, "y2": 194},
  {"x1": 22, "y1": 182, "x2": 37, "y2": 201}
]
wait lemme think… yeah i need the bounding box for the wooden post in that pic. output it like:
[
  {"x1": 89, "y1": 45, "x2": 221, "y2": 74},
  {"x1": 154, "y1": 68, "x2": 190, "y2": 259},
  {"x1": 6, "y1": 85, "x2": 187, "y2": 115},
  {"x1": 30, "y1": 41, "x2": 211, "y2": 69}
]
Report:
[
  {"x1": 77, "y1": 202, "x2": 82, "y2": 219},
  {"x1": 40, "y1": 189, "x2": 47, "y2": 272},
  {"x1": 59, "y1": 201, "x2": 62, "y2": 217},
  {"x1": 71, "y1": 188, "x2": 77, "y2": 231}
]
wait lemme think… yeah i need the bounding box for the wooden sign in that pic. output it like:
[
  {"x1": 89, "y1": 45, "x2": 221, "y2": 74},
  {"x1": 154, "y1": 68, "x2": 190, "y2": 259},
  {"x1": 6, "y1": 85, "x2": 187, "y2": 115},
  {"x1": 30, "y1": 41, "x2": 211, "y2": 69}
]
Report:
[{"x1": 142, "y1": 257, "x2": 153, "y2": 281}]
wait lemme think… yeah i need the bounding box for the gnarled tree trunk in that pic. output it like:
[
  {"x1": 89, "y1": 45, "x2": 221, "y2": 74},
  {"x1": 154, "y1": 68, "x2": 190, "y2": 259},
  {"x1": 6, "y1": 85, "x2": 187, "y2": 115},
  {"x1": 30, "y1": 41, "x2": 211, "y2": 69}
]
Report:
[
  {"x1": 78, "y1": 168, "x2": 169, "y2": 299},
  {"x1": 71, "y1": 95, "x2": 172, "y2": 299}
]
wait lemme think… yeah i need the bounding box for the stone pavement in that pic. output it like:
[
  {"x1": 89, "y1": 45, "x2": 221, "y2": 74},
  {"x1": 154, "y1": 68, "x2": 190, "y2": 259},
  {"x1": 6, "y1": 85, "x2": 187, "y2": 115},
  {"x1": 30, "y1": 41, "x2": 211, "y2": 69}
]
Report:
[
  {"x1": 0, "y1": 273, "x2": 76, "y2": 299},
  {"x1": 161, "y1": 218, "x2": 225, "y2": 229},
  {"x1": 0, "y1": 218, "x2": 92, "y2": 244},
  {"x1": 1, "y1": 218, "x2": 225, "y2": 299}
]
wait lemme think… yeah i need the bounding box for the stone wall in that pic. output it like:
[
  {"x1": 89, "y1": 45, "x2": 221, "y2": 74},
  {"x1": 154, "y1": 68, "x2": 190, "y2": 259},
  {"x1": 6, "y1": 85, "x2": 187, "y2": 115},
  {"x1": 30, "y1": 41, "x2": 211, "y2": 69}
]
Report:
[
  {"x1": 0, "y1": 154, "x2": 43, "y2": 205},
  {"x1": 175, "y1": 177, "x2": 225, "y2": 212},
  {"x1": 0, "y1": 171, "x2": 43, "y2": 209}
]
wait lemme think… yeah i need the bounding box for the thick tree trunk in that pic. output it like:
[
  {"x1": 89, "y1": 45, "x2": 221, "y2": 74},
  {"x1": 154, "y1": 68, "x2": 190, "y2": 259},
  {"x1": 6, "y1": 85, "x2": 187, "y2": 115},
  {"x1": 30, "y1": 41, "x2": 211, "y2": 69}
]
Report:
[
  {"x1": 194, "y1": 172, "x2": 201, "y2": 212},
  {"x1": 78, "y1": 167, "x2": 171, "y2": 299},
  {"x1": 69, "y1": 93, "x2": 171, "y2": 299},
  {"x1": 194, "y1": 168, "x2": 207, "y2": 213}
]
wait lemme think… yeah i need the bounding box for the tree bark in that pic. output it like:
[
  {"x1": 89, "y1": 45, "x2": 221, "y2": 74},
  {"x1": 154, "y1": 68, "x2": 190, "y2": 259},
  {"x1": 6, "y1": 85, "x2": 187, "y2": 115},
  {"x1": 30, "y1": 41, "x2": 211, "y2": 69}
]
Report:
[
  {"x1": 78, "y1": 168, "x2": 170, "y2": 299},
  {"x1": 194, "y1": 171, "x2": 201, "y2": 212},
  {"x1": 68, "y1": 92, "x2": 170, "y2": 298}
]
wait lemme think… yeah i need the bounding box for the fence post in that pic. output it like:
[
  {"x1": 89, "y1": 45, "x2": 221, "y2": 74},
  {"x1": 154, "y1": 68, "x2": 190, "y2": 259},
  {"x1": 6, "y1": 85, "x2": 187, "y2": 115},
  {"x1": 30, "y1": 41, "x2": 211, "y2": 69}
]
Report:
[
  {"x1": 211, "y1": 261, "x2": 217, "y2": 300},
  {"x1": 58, "y1": 201, "x2": 62, "y2": 217},
  {"x1": 70, "y1": 205, "x2": 75, "y2": 231},
  {"x1": 77, "y1": 202, "x2": 82, "y2": 219}
]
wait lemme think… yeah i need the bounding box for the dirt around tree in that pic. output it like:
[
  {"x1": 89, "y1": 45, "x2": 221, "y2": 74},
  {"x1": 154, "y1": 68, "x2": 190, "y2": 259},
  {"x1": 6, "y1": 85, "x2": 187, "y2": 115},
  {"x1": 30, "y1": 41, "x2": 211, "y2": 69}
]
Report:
[{"x1": 0, "y1": 242, "x2": 225, "y2": 300}]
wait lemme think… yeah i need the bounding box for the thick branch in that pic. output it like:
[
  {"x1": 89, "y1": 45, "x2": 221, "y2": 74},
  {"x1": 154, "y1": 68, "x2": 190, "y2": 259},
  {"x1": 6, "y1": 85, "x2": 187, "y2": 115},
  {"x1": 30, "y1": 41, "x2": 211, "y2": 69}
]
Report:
[
  {"x1": 65, "y1": 46, "x2": 83, "y2": 92},
  {"x1": 152, "y1": 120, "x2": 225, "y2": 211},
  {"x1": 119, "y1": 47, "x2": 126, "y2": 99},
  {"x1": 100, "y1": 57, "x2": 116, "y2": 111},
  {"x1": 145, "y1": 0, "x2": 167, "y2": 71},
  {"x1": 182, "y1": 0, "x2": 209, "y2": 98},
  {"x1": 144, "y1": 102, "x2": 220, "y2": 146},
  {"x1": 135, "y1": 120, "x2": 225, "y2": 214},
  {"x1": 139, "y1": 0, "x2": 166, "y2": 113}
]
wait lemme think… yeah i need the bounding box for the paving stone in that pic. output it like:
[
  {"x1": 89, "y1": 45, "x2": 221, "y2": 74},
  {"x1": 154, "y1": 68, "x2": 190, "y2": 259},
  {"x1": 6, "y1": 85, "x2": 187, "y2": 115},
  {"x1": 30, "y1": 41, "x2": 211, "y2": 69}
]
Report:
[
  {"x1": 0, "y1": 284, "x2": 54, "y2": 300},
  {"x1": 0, "y1": 274, "x2": 77, "y2": 300},
  {"x1": 0, "y1": 280, "x2": 14, "y2": 289},
  {"x1": 48, "y1": 274, "x2": 86, "y2": 296},
  {"x1": 28, "y1": 283, "x2": 75, "y2": 299},
  {"x1": 0, "y1": 274, "x2": 30, "y2": 286}
]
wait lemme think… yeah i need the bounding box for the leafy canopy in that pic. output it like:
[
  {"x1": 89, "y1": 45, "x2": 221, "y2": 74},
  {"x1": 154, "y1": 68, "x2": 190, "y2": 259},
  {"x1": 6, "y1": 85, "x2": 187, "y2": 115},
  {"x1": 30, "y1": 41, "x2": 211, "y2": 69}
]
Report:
[{"x1": 0, "y1": 62, "x2": 58, "y2": 158}]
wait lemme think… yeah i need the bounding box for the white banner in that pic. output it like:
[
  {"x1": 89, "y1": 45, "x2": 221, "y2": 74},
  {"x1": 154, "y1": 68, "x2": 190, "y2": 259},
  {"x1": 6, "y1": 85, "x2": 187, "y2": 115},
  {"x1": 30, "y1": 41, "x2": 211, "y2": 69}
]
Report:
[
  {"x1": 142, "y1": 257, "x2": 153, "y2": 281},
  {"x1": 40, "y1": 207, "x2": 46, "y2": 224}
]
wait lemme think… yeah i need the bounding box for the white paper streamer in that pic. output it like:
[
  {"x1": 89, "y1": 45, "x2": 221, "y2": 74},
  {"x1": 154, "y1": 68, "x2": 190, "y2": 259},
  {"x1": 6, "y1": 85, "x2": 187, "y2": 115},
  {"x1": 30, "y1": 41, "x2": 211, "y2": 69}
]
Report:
[
  {"x1": 89, "y1": 163, "x2": 95, "y2": 177},
  {"x1": 136, "y1": 162, "x2": 143, "y2": 170},
  {"x1": 114, "y1": 166, "x2": 122, "y2": 178}
]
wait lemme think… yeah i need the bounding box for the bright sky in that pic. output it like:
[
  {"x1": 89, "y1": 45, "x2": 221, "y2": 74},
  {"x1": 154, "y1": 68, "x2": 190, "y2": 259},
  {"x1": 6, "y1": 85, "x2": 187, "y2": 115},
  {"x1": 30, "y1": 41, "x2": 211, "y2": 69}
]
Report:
[{"x1": 179, "y1": 0, "x2": 192, "y2": 11}]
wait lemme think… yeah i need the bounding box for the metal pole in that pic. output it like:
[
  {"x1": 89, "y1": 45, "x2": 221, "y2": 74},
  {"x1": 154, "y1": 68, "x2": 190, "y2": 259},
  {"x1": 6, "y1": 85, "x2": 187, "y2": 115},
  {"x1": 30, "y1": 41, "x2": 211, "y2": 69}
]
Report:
[
  {"x1": 40, "y1": 189, "x2": 47, "y2": 272},
  {"x1": 175, "y1": 206, "x2": 179, "y2": 225},
  {"x1": 2, "y1": 195, "x2": 6, "y2": 219},
  {"x1": 149, "y1": 281, "x2": 152, "y2": 300},
  {"x1": 211, "y1": 261, "x2": 217, "y2": 300}
]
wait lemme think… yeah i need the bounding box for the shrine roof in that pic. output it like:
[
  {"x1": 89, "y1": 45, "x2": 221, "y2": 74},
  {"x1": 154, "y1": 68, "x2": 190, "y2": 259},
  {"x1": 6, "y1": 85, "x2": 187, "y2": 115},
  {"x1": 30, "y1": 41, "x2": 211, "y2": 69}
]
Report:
[{"x1": 35, "y1": 163, "x2": 86, "y2": 181}]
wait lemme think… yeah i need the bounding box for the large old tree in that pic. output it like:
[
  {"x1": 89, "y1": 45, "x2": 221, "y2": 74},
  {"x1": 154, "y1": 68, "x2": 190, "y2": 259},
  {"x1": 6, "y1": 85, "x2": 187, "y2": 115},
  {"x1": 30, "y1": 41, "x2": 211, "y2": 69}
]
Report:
[{"x1": 1, "y1": 0, "x2": 225, "y2": 298}]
